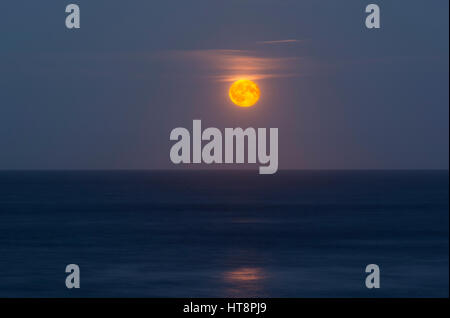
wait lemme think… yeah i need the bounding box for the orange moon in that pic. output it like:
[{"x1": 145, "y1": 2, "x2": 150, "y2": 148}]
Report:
[{"x1": 229, "y1": 80, "x2": 260, "y2": 107}]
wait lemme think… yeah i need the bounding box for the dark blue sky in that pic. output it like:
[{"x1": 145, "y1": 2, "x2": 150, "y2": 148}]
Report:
[{"x1": 0, "y1": 0, "x2": 448, "y2": 169}]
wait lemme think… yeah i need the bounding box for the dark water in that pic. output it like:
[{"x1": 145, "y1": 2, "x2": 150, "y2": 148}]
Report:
[{"x1": 0, "y1": 170, "x2": 448, "y2": 297}]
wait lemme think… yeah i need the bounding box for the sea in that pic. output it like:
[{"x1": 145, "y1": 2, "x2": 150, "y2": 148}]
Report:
[{"x1": 0, "y1": 170, "x2": 448, "y2": 297}]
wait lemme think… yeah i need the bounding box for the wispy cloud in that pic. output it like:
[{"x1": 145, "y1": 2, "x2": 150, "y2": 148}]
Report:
[
  {"x1": 256, "y1": 39, "x2": 302, "y2": 45},
  {"x1": 157, "y1": 49, "x2": 304, "y2": 82}
]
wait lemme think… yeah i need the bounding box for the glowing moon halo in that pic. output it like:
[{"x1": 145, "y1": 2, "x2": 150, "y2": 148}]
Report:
[{"x1": 229, "y1": 79, "x2": 260, "y2": 107}]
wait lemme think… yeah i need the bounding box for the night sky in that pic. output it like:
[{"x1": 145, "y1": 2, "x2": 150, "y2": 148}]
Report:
[{"x1": 0, "y1": 0, "x2": 448, "y2": 169}]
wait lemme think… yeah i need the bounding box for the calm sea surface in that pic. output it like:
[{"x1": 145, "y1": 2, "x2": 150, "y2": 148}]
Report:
[{"x1": 0, "y1": 170, "x2": 448, "y2": 297}]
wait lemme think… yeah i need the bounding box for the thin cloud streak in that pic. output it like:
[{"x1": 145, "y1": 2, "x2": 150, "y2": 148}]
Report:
[
  {"x1": 157, "y1": 49, "x2": 304, "y2": 82},
  {"x1": 256, "y1": 39, "x2": 302, "y2": 45}
]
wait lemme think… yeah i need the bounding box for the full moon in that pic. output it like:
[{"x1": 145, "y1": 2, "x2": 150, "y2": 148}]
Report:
[{"x1": 229, "y1": 79, "x2": 260, "y2": 107}]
